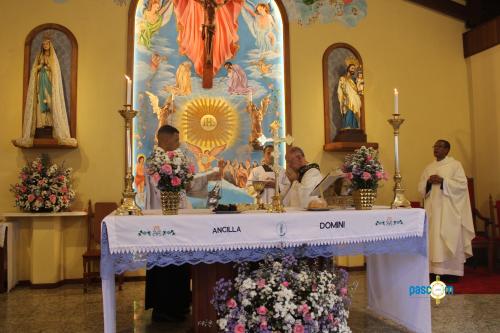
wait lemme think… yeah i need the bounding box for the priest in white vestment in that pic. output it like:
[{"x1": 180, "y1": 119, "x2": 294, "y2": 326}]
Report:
[
  {"x1": 418, "y1": 139, "x2": 475, "y2": 278},
  {"x1": 246, "y1": 145, "x2": 287, "y2": 204},
  {"x1": 282, "y1": 146, "x2": 323, "y2": 208}
]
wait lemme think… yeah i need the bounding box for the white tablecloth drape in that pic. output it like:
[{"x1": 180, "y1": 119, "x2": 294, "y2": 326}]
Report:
[{"x1": 101, "y1": 208, "x2": 430, "y2": 333}]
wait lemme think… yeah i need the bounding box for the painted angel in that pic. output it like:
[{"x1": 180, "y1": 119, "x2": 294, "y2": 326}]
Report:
[
  {"x1": 185, "y1": 142, "x2": 227, "y2": 172},
  {"x1": 241, "y1": 1, "x2": 278, "y2": 55},
  {"x1": 145, "y1": 91, "x2": 175, "y2": 134},
  {"x1": 138, "y1": 0, "x2": 173, "y2": 49}
]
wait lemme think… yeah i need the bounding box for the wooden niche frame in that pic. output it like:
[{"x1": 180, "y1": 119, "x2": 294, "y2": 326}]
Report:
[
  {"x1": 322, "y1": 43, "x2": 377, "y2": 152},
  {"x1": 13, "y1": 23, "x2": 78, "y2": 149}
]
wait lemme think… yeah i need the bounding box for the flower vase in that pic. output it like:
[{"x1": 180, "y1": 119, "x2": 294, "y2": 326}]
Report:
[
  {"x1": 352, "y1": 189, "x2": 376, "y2": 210},
  {"x1": 160, "y1": 191, "x2": 180, "y2": 215}
]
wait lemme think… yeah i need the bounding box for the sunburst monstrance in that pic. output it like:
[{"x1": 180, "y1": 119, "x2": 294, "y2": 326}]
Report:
[{"x1": 179, "y1": 97, "x2": 239, "y2": 150}]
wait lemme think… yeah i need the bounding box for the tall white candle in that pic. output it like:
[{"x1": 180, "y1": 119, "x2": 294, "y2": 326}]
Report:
[
  {"x1": 249, "y1": 91, "x2": 253, "y2": 104},
  {"x1": 394, "y1": 88, "x2": 399, "y2": 114},
  {"x1": 125, "y1": 75, "x2": 132, "y2": 105}
]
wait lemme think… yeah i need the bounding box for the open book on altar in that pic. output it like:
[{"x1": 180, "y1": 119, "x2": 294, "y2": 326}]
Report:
[{"x1": 310, "y1": 169, "x2": 345, "y2": 197}]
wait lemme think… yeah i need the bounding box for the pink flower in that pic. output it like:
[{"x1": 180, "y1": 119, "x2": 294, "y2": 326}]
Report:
[
  {"x1": 260, "y1": 321, "x2": 268, "y2": 329},
  {"x1": 61, "y1": 187, "x2": 68, "y2": 193},
  {"x1": 171, "y1": 176, "x2": 181, "y2": 187},
  {"x1": 161, "y1": 164, "x2": 173, "y2": 174},
  {"x1": 234, "y1": 323, "x2": 245, "y2": 333},
  {"x1": 345, "y1": 172, "x2": 353, "y2": 180},
  {"x1": 257, "y1": 279, "x2": 266, "y2": 289},
  {"x1": 21, "y1": 186, "x2": 27, "y2": 193},
  {"x1": 328, "y1": 313, "x2": 334, "y2": 322},
  {"x1": 293, "y1": 323, "x2": 305, "y2": 333},
  {"x1": 167, "y1": 151, "x2": 175, "y2": 160},
  {"x1": 49, "y1": 194, "x2": 57, "y2": 204},
  {"x1": 281, "y1": 281, "x2": 289, "y2": 288},
  {"x1": 37, "y1": 164, "x2": 42, "y2": 172},
  {"x1": 58, "y1": 175, "x2": 65, "y2": 181},
  {"x1": 361, "y1": 172, "x2": 371, "y2": 181},
  {"x1": 298, "y1": 304, "x2": 310, "y2": 314},
  {"x1": 62, "y1": 195, "x2": 68, "y2": 203},
  {"x1": 188, "y1": 163, "x2": 196, "y2": 174},
  {"x1": 21, "y1": 173, "x2": 27, "y2": 181},
  {"x1": 366, "y1": 155, "x2": 373, "y2": 161},
  {"x1": 226, "y1": 298, "x2": 237, "y2": 308},
  {"x1": 375, "y1": 171, "x2": 383, "y2": 180},
  {"x1": 257, "y1": 306, "x2": 267, "y2": 315},
  {"x1": 340, "y1": 287, "x2": 348, "y2": 296},
  {"x1": 152, "y1": 172, "x2": 161, "y2": 184},
  {"x1": 382, "y1": 172, "x2": 389, "y2": 181},
  {"x1": 304, "y1": 313, "x2": 312, "y2": 321}
]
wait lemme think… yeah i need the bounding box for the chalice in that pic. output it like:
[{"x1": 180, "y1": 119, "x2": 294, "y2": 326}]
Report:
[{"x1": 252, "y1": 180, "x2": 267, "y2": 210}]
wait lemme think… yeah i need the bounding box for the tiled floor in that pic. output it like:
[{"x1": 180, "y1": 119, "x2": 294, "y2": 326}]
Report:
[{"x1": 1, "y1": 271, "x2": 499, "y2": 332}]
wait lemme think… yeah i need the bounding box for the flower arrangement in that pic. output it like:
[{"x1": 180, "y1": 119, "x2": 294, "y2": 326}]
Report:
[
  {"x1": 342, "y1": 146, "x2": 387, "y2": 191},
  {"x1": 146, "y1": 147, "x2": 195, "y2": 192},
  {"x1": 10, "y1": 154, "x2": 75, "y2": 212},
  {"x1": 212, "y1": 256, "x2": 351, "y2": 333}
]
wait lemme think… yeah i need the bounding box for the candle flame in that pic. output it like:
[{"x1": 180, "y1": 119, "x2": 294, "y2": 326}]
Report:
[
  {"x1": 394, "y1": 88, "x2": 398, "y2": 95},
  {"x1": 125, "y1": 74, "x2": 131, "y2": 82}
]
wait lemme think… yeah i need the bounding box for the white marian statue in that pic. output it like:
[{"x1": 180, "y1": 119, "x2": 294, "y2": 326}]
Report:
[{"x1": 15, "y1": 37, "x2": 77, "y2": 147}]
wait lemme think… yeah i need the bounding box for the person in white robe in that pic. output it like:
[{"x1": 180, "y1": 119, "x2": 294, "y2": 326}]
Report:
[
  {"x1": 144, "y1": 125, "x2": 220, "y2": 322},
  {"x1": 418, "y1": 139, "x2": 475, "y2": 278},
  {"x1": 246, "y1": 145, "x2": 287, "y2": 204},
  {"x1": 281, "y1": 146, "x2": 323, "y2": 208}
]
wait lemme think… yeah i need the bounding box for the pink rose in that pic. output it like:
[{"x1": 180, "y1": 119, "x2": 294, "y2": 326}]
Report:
[
  {"x1": 375, "y1": 171, "x2": 383, "y2": 180},
  {"x1": 62, "y1": 195, "x2": 68, "y2": 203},
  {"x1": 281, "y1": 281, "x2": 289, "y2": 288},
  {"x1": 36, "y1": 197, "x2": 43, "y2": 202},
  {"x1": 340, "y1": 287, "x2": 348, "y2": 296},
  {"x1": 361, "y1": 172, "x2": 372, "y2": 181},
  {"x1": 257, "y1": 306, "x2": 267, "y2": 315},
  {"x1": 21, "y1": 186, "x2": 27, "y2": 193},
  {"x1": 21, "y1": 174, "x2": 27, "y2": 181},
  {"x1": 298, "y1": 304, "x2": 310, "y2": 314},
  {"x1": 49, "y1": 194, "x2": 57, "y2": 204},
  {"x1": 226, "y1": 298, "x2": 237, "y2": 308},
  {"x1": 345, "y1": 172, "x2": 353, "y2": 180},
  {"x1": 61, "y1": 187, "x2": 68, "y2": 193},
  {"x1": 366, "y1": 155, "x2": 373, "y2": 161},
  {"x1": 257, "y1": 279, "x2": 266, "y2": 289},
  {"x1": 161, "y1": 164, "x2": 173, "y2": 174},
  {"x1": 58, "y1": 175, "x2": 65, "y2": 181},
  {"x1": 234, "y1": 323, "x2": 245, "y2": 333},
  {"x1": 37, "y1": 164, "x2": 42, "y2": 172},
  {"x1": 383, "y1": 172, "x2": 389, "y2": 181},
  {"x1": 152, "y1": 172, "x2": 161, "y2": 184},
  {"x1": 167, "y1": 151, "x2": 175, "y2": 160},
  {"x1": 171, "y1": 176, "x2": 181, "y2": 187},
  {"x1": 293, "y1": 323, "x2": 305, "y2": 333}
]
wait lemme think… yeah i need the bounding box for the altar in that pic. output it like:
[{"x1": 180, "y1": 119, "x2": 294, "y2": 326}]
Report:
[{"x1": 100, "y1": 208, "x2": 430, "y2": 333}]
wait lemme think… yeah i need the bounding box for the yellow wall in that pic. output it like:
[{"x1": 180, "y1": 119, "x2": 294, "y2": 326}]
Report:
[
  {"x1": 0, "y1": 0, "x2": 475, "y2": 277},
  {"x1": 467, "y1": 45, "x2": 500, "y2": 214}
]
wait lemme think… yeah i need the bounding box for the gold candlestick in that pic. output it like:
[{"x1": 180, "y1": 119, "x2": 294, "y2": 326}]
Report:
[
  {"x1": 387, "y1": 114, "x2": 411, "y2": 209},
  {"x1": 115, "y1": 104, "x2": 143, "y2": 216}
]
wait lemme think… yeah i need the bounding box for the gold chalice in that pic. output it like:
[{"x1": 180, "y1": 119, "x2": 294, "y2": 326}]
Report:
[{"x1": 252, "y1": 180, "x2": 266, "y2": 210}]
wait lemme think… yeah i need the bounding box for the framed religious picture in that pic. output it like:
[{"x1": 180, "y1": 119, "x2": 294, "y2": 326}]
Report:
[
  {"x1": 322, "y1": 43, "x2": 377, "y2": 152},
  {"x1": 13, "y1": 23, "x2": 78, "y2": 149}
]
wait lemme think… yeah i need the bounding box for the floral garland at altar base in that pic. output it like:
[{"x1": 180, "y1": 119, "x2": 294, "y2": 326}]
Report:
[
  {"x1": 212, "y1": 256, "x2": 351, "y2": 333},
  {"x1": 146, "y1": 147, "x2": 195, "y2": 214},
  {"x1": 10, "y1": 154, "x2": 75, "y2": 212}
]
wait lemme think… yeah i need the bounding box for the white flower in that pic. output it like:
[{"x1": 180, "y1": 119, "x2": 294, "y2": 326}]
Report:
[{"x1": 218, "y1": 318, "x2": 227, "y2": 330}]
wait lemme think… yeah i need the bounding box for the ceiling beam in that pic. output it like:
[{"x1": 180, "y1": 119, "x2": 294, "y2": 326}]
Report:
[{"x1": 406, "y1": 0, "x2": 467, "y2": 21}]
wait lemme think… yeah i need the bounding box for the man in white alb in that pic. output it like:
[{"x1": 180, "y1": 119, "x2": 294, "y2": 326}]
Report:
[
  {"x1": 418, "y1": 139, "x2": 475, "y2": 281},
  {"x1": 282, "y1": 146, "x2": 323, "y2": 208}
]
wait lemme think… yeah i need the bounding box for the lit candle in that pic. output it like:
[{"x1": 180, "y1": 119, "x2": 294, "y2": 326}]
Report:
[
  {"x1": 249, "y1": 91, "x2": 253, "y2": 104},
  {"x1": 125, "y1": 75, "x2": 132, "y2": 105},
  {"x1": 394, "y1": 88, "x2": 399, "y2": 114}
]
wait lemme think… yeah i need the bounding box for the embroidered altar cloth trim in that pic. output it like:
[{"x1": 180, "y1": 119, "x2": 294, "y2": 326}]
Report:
[{"x1": 103, "y1": 208, "x2": 425, "y2": 254}]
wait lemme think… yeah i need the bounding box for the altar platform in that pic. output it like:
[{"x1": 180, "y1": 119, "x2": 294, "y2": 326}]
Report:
[{"x1": 100, "y1": 208, "x2": 430, "y2": 333}]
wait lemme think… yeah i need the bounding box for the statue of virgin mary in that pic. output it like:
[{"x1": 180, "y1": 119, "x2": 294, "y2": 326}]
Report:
[{"x1": 15, "y1": 37, "x2": 77, "y2": 147}]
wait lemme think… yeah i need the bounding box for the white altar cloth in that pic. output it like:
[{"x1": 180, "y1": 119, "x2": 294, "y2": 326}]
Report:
[{"x1": 101, "y1": 208, "x2": 430, "y2": 333}]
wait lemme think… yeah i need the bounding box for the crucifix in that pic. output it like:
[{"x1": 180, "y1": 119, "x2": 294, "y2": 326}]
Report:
[
  {"x1": 195, "y1": 0, "x2": 230, "y2": 88},
  {"x1": 257, "y1": 120, "x2": 294, "y2": 213}
]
